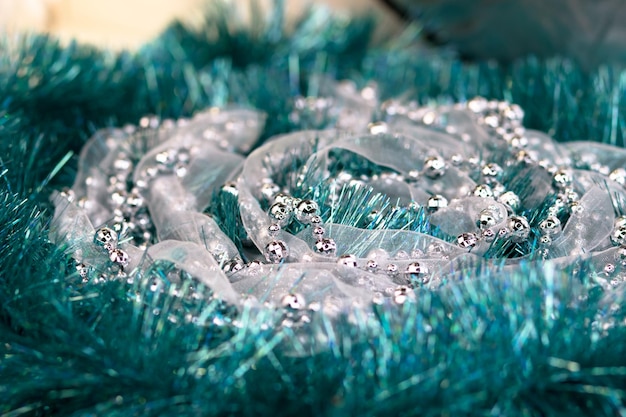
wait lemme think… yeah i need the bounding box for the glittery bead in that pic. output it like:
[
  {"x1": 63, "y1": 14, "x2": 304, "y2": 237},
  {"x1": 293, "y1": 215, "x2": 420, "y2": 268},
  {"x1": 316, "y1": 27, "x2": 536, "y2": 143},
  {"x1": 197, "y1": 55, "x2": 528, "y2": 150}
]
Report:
[
  {"x1": 94, "y1": 227, "x2": 118, "y2": 252},
  {"x1": 337, "y1": 254, "x2": 358, "y2": 268},
  {"x1": 281, "y1": 293, "x2": 306, "y2": 310},
  {"x1": 314, "y1": 238, "x2": 336, "y2": 255},
  {"x1": 472, "y1": 184, "x2": 493, "y2": 198},
  {"x1": 507, "y1": 215, "x2": 530, "y2": 242},
  {"x1": 552, "y1": 169, "x2": 573, "y2": 190},
  {"x1": 109, "y1": 248, "x2": 130, "y2": 268},
  {"x1": 268, "y1": 202, "x2": 292, "y2": 227},
  {"x1": 264, "y1": 240, "x2": 289, "y2": 263},
  {"x1": 294, "y1": 199, "x2": 319, "y2": 224},
  {"x1": 427, "y1": 194, "x2": 448, "y2": 212},
  {"x1": 457, "y1": 232, "x2": 479, "y2": 249},
  {"x1": 539, "y1": 215, "x2": 562, "y2": 236},
  {"x1": 312, "y1": 226, "x2": 325, "y2": 239},
  {"x1": 423, "y1": 156, "x2": 447, "y2": 179}
]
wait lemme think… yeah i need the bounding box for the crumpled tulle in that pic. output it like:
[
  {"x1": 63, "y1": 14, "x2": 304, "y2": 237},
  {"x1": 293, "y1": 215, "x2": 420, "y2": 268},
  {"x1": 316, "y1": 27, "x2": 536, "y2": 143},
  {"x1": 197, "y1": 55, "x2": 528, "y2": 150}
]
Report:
[{"x1": 50, "y1": 84, "x2": 621, "y2": 309}]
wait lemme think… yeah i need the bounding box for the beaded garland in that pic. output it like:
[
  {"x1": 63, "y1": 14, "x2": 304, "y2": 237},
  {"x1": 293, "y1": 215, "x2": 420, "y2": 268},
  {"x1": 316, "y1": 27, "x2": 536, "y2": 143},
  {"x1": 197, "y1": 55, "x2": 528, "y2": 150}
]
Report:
[{"x1": 51, "y1": 80, "x2": 626, "y2": 318}]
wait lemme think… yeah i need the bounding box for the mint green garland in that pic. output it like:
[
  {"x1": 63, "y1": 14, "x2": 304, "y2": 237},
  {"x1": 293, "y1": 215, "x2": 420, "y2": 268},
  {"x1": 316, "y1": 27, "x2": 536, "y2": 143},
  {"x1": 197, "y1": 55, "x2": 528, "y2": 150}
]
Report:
[{"x1": 2, "y1": 4, "x2": 626, "y2": 416}]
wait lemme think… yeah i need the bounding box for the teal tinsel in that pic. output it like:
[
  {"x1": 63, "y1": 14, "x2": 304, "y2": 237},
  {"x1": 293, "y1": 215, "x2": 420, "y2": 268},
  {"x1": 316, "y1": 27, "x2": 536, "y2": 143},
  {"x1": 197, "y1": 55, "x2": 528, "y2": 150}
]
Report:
[{"x1": 2, "y1": 3, "x2": 626, "y2": 416}]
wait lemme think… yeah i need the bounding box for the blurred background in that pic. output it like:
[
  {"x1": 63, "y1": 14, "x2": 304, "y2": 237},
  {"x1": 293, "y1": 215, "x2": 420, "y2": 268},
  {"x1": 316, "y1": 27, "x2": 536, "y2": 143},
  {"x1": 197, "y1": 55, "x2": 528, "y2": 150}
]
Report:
[{"x1": 0, "y1": 0, "x2": 395, "y2": 49}]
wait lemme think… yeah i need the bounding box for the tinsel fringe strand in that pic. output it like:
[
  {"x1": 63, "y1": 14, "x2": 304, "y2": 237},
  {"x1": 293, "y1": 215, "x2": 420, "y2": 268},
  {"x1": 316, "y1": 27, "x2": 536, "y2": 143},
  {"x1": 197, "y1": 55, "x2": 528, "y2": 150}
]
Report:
[{"x1": 1, "y1": 3, "x2": 626, "y2": 416}]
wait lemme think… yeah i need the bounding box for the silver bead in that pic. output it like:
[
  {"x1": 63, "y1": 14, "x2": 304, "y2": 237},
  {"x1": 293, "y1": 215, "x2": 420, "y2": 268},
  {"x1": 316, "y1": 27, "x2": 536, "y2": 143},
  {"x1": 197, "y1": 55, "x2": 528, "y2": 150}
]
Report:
[
  {"x1": 507, "y1": 215, "x2": 530, "y2": 242},
  {"x1": 94, "y1": 227, "x2": 118, "y2": 252},
  {"x1": 310, "y1": 215, "x2": 322, "y2": 225},
  {"x1": 482, "y1": 228, "x2": 496, "y2": 242},
  {"x1": 457, "y1": 232, "x2": 479, "y2": 249},
  {"x1": 427, "y1": 194, "x2": 448, "y2": 212},
  {"x1": 386, "y1": 263, "x2": 399, "y2": 276},
  {"x1": 368, "y1": 121, "x2": 389, "y2": 135},
  {"x1": 605, "y1": 263, "x2": 616, "y2": 274},
  {"x1": 366, "y1": 259, "x2": 379, "y2": 270},
  {"x1": 477, "y1": 209, "x2": 497, "y2": 230},
  {"x1": 264, "y1": 240, "x2": 289, "y2": 263},
  {"x1": 268, "y1": 202, "x2": 292, "y2": 227},
  {"x1": 611, "y1": 225, "x2": 626, "y2": 246},
  {"x1": 109, "y1": 248, "x2": 130, "y2": 268},
  {"x1": 155, "y1": 149, "x2": 177, "y2": 170},
  {"x1": 404, "y1": 262, "x2": 429, "y2": 283},
  {"x1": 221, "y1": 182, "x2": 239, "y2": 196},
  {"x1": 223, "y1": 257, "x2": 245, "y2": 275},
  {"x1": 481, "y1": 163, "x2": 503, "y2": 180},
  {"x1": 609, "y1": 168, "x2": 626, "y2": 186},
  {"x1": 260, "y1": 182, "x2": 280, "y2": 201},
  {"x1": 314, "y1": 238, "x2": 337, "y2": 255},
  {"x1": 312, "y1": 226, "x2": 326, "y2": 239},
  {"x1": 423, "y1": 156, "x2": 446, "y2": 179},
  {"x1": 498, "y1": 191, "x2": 520, "y2": 213},
  {"x1": 294, "y1": 199, "x2": 319, "y2": 224},
  {"x1": 552, "y1": 169, "x2": 573, "y2": 190},
  {"x1": 281, "y1": 293, "x2": 306, "y2": 310},
  {"x1": 337, "y1": 254, "x2": 358, "y2": 268},
  {"x1": 393, "y1": 285, "x2": 413, "y2": 304},
  {"x1": 268, "y1": 223, "x2": 281, "y2": 236},
  {"x1": 539, "y1": 215, "x2": 561, "y2": 236},
  {"x1": 472, "y1": 184, "x2": 493, "y2": 198},
  {"x1": 615, "y1": 245, "x2": 626, "y2": 266},
  {"x1": 539, "y1": 235, "x2": 552, "y2": 245}
]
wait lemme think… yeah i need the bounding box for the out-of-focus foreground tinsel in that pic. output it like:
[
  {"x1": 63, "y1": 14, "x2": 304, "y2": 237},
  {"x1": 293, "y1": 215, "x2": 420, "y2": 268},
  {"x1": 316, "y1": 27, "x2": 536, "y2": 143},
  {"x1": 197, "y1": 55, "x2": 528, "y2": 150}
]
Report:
[{"x1": 3, "y1": 1, "x2": 626, "y2": 416}]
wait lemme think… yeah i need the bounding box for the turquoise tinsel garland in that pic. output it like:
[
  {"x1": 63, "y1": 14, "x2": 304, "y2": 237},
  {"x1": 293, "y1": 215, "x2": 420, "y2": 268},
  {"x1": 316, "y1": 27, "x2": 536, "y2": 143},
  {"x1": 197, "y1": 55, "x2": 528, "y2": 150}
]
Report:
[{"x1": 2, "y1": 4, "x2": 626, "y2": 416}]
